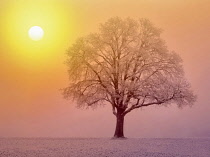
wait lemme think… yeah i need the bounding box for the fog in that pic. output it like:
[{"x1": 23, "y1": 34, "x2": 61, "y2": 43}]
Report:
[{"x1": 0, "y1": 0, "x2": 210, "y2": 137}]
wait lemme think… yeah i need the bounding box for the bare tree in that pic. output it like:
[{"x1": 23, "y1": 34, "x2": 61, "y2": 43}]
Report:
[{"x1": 63, "y1": 17, "x2": 196, "y2": 138}]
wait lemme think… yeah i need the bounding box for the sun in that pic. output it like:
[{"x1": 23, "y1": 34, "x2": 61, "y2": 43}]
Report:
[{"x1": 28, "y1": 26, "x2": 44, "y2": 41}]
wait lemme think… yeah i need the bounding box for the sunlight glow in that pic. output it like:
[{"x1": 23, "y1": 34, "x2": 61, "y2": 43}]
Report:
[{"x1": 0, "y1": 0, "x2": 76, "y2": 67}]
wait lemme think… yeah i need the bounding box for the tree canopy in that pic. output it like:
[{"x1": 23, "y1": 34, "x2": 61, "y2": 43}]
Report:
[{"x1": 63, "y1": 17, "x2": 196, "y2": 137}]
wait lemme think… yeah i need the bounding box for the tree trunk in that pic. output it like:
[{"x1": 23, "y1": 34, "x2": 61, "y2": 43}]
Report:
[{"x1": 113, "y1": 109, "x2": 125, "y2": 138}]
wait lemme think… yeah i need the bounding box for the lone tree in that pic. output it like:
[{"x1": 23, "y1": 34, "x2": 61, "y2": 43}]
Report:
[{"x1": 63, "y1": 17, "x2": 196, "y2": 138}]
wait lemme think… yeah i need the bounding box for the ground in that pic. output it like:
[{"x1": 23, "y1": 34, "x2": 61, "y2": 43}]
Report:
[{"x1": 0, "y1": 138, "x2": 209, "y2": 157}]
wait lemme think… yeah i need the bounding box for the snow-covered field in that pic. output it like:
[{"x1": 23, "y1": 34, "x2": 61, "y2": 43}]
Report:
[{"x1": 0, "y1": 138, "x2": 209, "y2": 157}]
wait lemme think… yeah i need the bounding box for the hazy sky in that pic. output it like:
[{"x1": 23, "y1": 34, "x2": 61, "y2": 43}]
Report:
[{"x1": 0, "y1": 0, "x2": 210, "y2": 137}]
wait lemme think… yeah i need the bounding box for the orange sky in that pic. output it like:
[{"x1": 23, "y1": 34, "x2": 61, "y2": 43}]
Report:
[{"x1": 0, "y1": 0, "x2": 210, "y2": 137}]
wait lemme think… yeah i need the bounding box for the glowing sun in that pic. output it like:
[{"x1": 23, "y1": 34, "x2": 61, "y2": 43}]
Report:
[{"x1": 28, "y1": 26, "x2": 44, "y2": 41}]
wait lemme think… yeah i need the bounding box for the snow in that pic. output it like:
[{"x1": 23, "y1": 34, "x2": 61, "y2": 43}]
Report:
[{"x1": 0, "y1": 138, "x2": 209, "y2": 157}]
